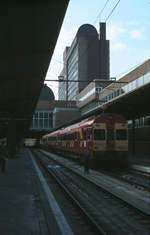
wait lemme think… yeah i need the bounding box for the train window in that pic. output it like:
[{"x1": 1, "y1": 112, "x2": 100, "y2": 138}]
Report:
[
  {"x1": 107, "y1": 129, "x2": 114, "y2": 141},
  {"x1": 116, "y1": 130, "x2": 127, "y2": 140},
  {"x1": 94, "y1": 129, "x2": 105, "y2": 140}
]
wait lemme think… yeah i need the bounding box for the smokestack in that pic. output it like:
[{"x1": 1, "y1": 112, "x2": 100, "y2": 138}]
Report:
[{"x1": 99, "y1": 22, "x2": 106, "y2": 40}]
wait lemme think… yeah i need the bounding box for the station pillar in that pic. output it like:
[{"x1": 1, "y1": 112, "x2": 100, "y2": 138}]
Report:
[{"x1": 132, "y1": 119, "x2": 135, "y2": 157}]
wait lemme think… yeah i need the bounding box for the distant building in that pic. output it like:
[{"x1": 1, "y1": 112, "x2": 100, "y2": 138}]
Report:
[
  {"x1": 53, "y1": 100, "x2": 80, "y2": 128},
  {"x1": 30, "y1": 84, "x2": 55, "y2": 131},
  {"x1": 30, "y1": 84, "x2": 80, "y2": 132},
  {"x1": 77, "y1": 79, "x2": 113, "y2": 115},
  {"x1": 77, "y1": 59, "x2": 150, "y2": 116},
  {"x1": 58, "y1": 22, "x2": 109, "y2": 101}
]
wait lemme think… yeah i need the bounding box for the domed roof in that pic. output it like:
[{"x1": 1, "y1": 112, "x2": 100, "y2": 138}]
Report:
[
  {"x1": 39, "y1": 84, "x2": 55, "y2": 101},
  {"x1": 77, "y1": 24, "x2": 98, "y2": 36}
]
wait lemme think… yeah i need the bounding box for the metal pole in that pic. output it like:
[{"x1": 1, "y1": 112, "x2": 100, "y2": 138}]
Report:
[{"x1": 132, "y1": 119, "x2": 135, "y2": 157}]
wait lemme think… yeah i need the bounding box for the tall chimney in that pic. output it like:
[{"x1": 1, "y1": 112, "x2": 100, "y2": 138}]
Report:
[
  {"x1": 99, "y1": 22, "x2": 109, "y2": 80},
  {"x1": 100, "y1": 22, "x2": 106, "y2": 40}
]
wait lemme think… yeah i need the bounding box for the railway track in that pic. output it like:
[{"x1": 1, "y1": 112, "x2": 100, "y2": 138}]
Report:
[
  {"x1": 99, "y1": 168, "x2": 150, "y2": 192},
  {"x1": 32, "y1": 149, "x2": 150, "y2": 235},
  {"x1": 32, "y1": 150, "x2": 104, "y2": 235},
  {"x1": 45, "y1": 149, "x2": 150, "y2": 192},
  {"x1": 118, "y1": 168, "x2": 150, "y2": 191}
]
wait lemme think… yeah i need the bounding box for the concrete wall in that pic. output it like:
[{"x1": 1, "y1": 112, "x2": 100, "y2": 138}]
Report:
[
  {"x1": 128, "y1": 126, "x2": 150, "y2": 154},
  {"x1": 54, "y1": 109, "x2": 81, "y2": 128}
]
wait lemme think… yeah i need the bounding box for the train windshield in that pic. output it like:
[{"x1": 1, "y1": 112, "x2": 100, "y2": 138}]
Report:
[
  {"x1": 94, "y1": 129, "x2": 105, "y2": 140},
  {"x1": 116, "y1": 129, "x2": 127, "y2": 140}
]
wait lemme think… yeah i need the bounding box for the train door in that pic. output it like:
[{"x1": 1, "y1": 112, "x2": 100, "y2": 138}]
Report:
[
  {"x1": 115, "y1": 123, "x2": 128, "y2": 151},
  {"x1": 106, "y1": 128, "x2": 115, "y2": 151},
  {"x1": 93, "y1": 123, "x2": 106, "y2": 152}
]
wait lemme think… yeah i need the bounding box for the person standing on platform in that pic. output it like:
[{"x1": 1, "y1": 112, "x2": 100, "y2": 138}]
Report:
[
  {"x1": 84, "y1": 152, "x2": 90, "y2": 174},
  {"x1": 0, "y1": 141, "x2": 8, "y2": 173}
]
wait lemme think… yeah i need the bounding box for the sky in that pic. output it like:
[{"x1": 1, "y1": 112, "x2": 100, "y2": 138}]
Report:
[{"x1": 45, "y1": 0, "x2": 150, "y2": 99}]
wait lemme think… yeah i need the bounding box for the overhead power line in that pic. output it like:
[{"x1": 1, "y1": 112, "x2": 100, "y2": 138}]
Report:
[
  {"x1": 93, "y1": 0, "x2": 111, "y2": 25},
  {"x1": 115, "y1": 58, "x2": 150, "y2": 78},
  {"x1": 105, "y1": 0, "x2": 121, "y2": 22},
  {"x1": 45, "y1": 79, "x2": 128, "y2": 83}
]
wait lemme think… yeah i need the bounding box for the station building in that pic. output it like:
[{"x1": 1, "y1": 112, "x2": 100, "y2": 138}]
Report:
[
  {"x1": 58, "y1": 22, "x2": 110, "y2": 101},
  {"x1": 30, "y1": 84, "x2": 54, "y2": 131},
  {"x1": 77, "y1": 58, "x2": 150, "y2": 117},
  {"x1": 30, "y1": 84, "x2": 80, "y2": 133}
]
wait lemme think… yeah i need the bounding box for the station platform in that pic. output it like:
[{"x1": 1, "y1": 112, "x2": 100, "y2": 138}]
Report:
[
  {"x1": 128, "y1": 153, "x2": 150, "y2": 173},
  {"x1": 0, "y1": 148, "x2": 149, "y2": 234},
  {"x1": 0, "y1": 148, "x2": 63, "y2": 235},
  {"x1": 128, "y1": 153, "x2": 150, "y2": 167},
  {"x1": 0, "y1": 149, "x2": 48, "y2": 234}
]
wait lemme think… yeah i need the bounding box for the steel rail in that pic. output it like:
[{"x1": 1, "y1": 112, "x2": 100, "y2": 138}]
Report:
[
  {"x1": 33, "y1": 150, "x2": 150, "y2": 234},
  {"x1": 39, "y1": 149, "x2": 150, "y2": 217},
  {"x1": 97, "y1": 168, "x2": 150, "y2": 192},
  {"x1": 34, "y1": 151, "x2": 106, "y2": 235}
]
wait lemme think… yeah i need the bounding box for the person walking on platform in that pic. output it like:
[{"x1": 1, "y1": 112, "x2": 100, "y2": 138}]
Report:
[
  {"x1": 0, "y1": 141, "x2": 8, "y2": 173},
  {"x1": 84, "y1": 152, "x2": 90, "y2": 174}
]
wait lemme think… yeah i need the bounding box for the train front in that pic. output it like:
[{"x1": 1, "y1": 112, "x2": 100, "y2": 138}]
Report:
[{"x1": 92, "y1": 113, "x2": 128, "y2": 168}]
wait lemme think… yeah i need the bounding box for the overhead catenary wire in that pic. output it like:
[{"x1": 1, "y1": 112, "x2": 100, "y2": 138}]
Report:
[
  {"x1": 45, "y1": 79, "x2": 128, "y2": 83},
  {"x1": 46, "y1": 58, "x2": 150, "y2": 85},
  {"x1": 115, "y1": 58, "x2": 150, "y2": 78},
  {"x1": 93, "y1": 0, "x2": 111, "y2": 25},
  {"x1": 105, "y1": 0, "x2": 121, "y2": 22}
]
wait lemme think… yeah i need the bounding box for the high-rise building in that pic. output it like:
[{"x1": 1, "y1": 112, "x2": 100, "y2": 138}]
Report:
[{"x1": 58, "y1": 22, "x2": 109, "y2": 101}]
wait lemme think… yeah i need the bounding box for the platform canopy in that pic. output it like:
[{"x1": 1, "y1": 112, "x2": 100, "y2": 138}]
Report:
[
  {"x1": 103, "y1": 82, "x2": 150, "y2": 119},
  {"x1": 87, "y1": 81, "x2": 150, "y2": 120},
  {"x1": 0, "y1": 1, "x2": 69, "y2": 136}
]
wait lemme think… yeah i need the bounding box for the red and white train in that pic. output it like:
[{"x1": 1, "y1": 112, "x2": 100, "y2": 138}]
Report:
[{"x1": 42, "y1": 113, "x2": 128, "y2": 168}]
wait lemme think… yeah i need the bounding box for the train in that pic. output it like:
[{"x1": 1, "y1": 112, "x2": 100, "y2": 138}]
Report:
[{"x1": 41, "y1": 113, "x2": 128, "y2": 169}]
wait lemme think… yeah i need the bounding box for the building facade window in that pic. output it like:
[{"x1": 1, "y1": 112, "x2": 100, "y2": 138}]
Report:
[
  {"x1": 67, "y1": 45, "x2": 79, "y2": 100},
  {"x1": 30, "y1": 111, "x2": 53, "y2": 130}
]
